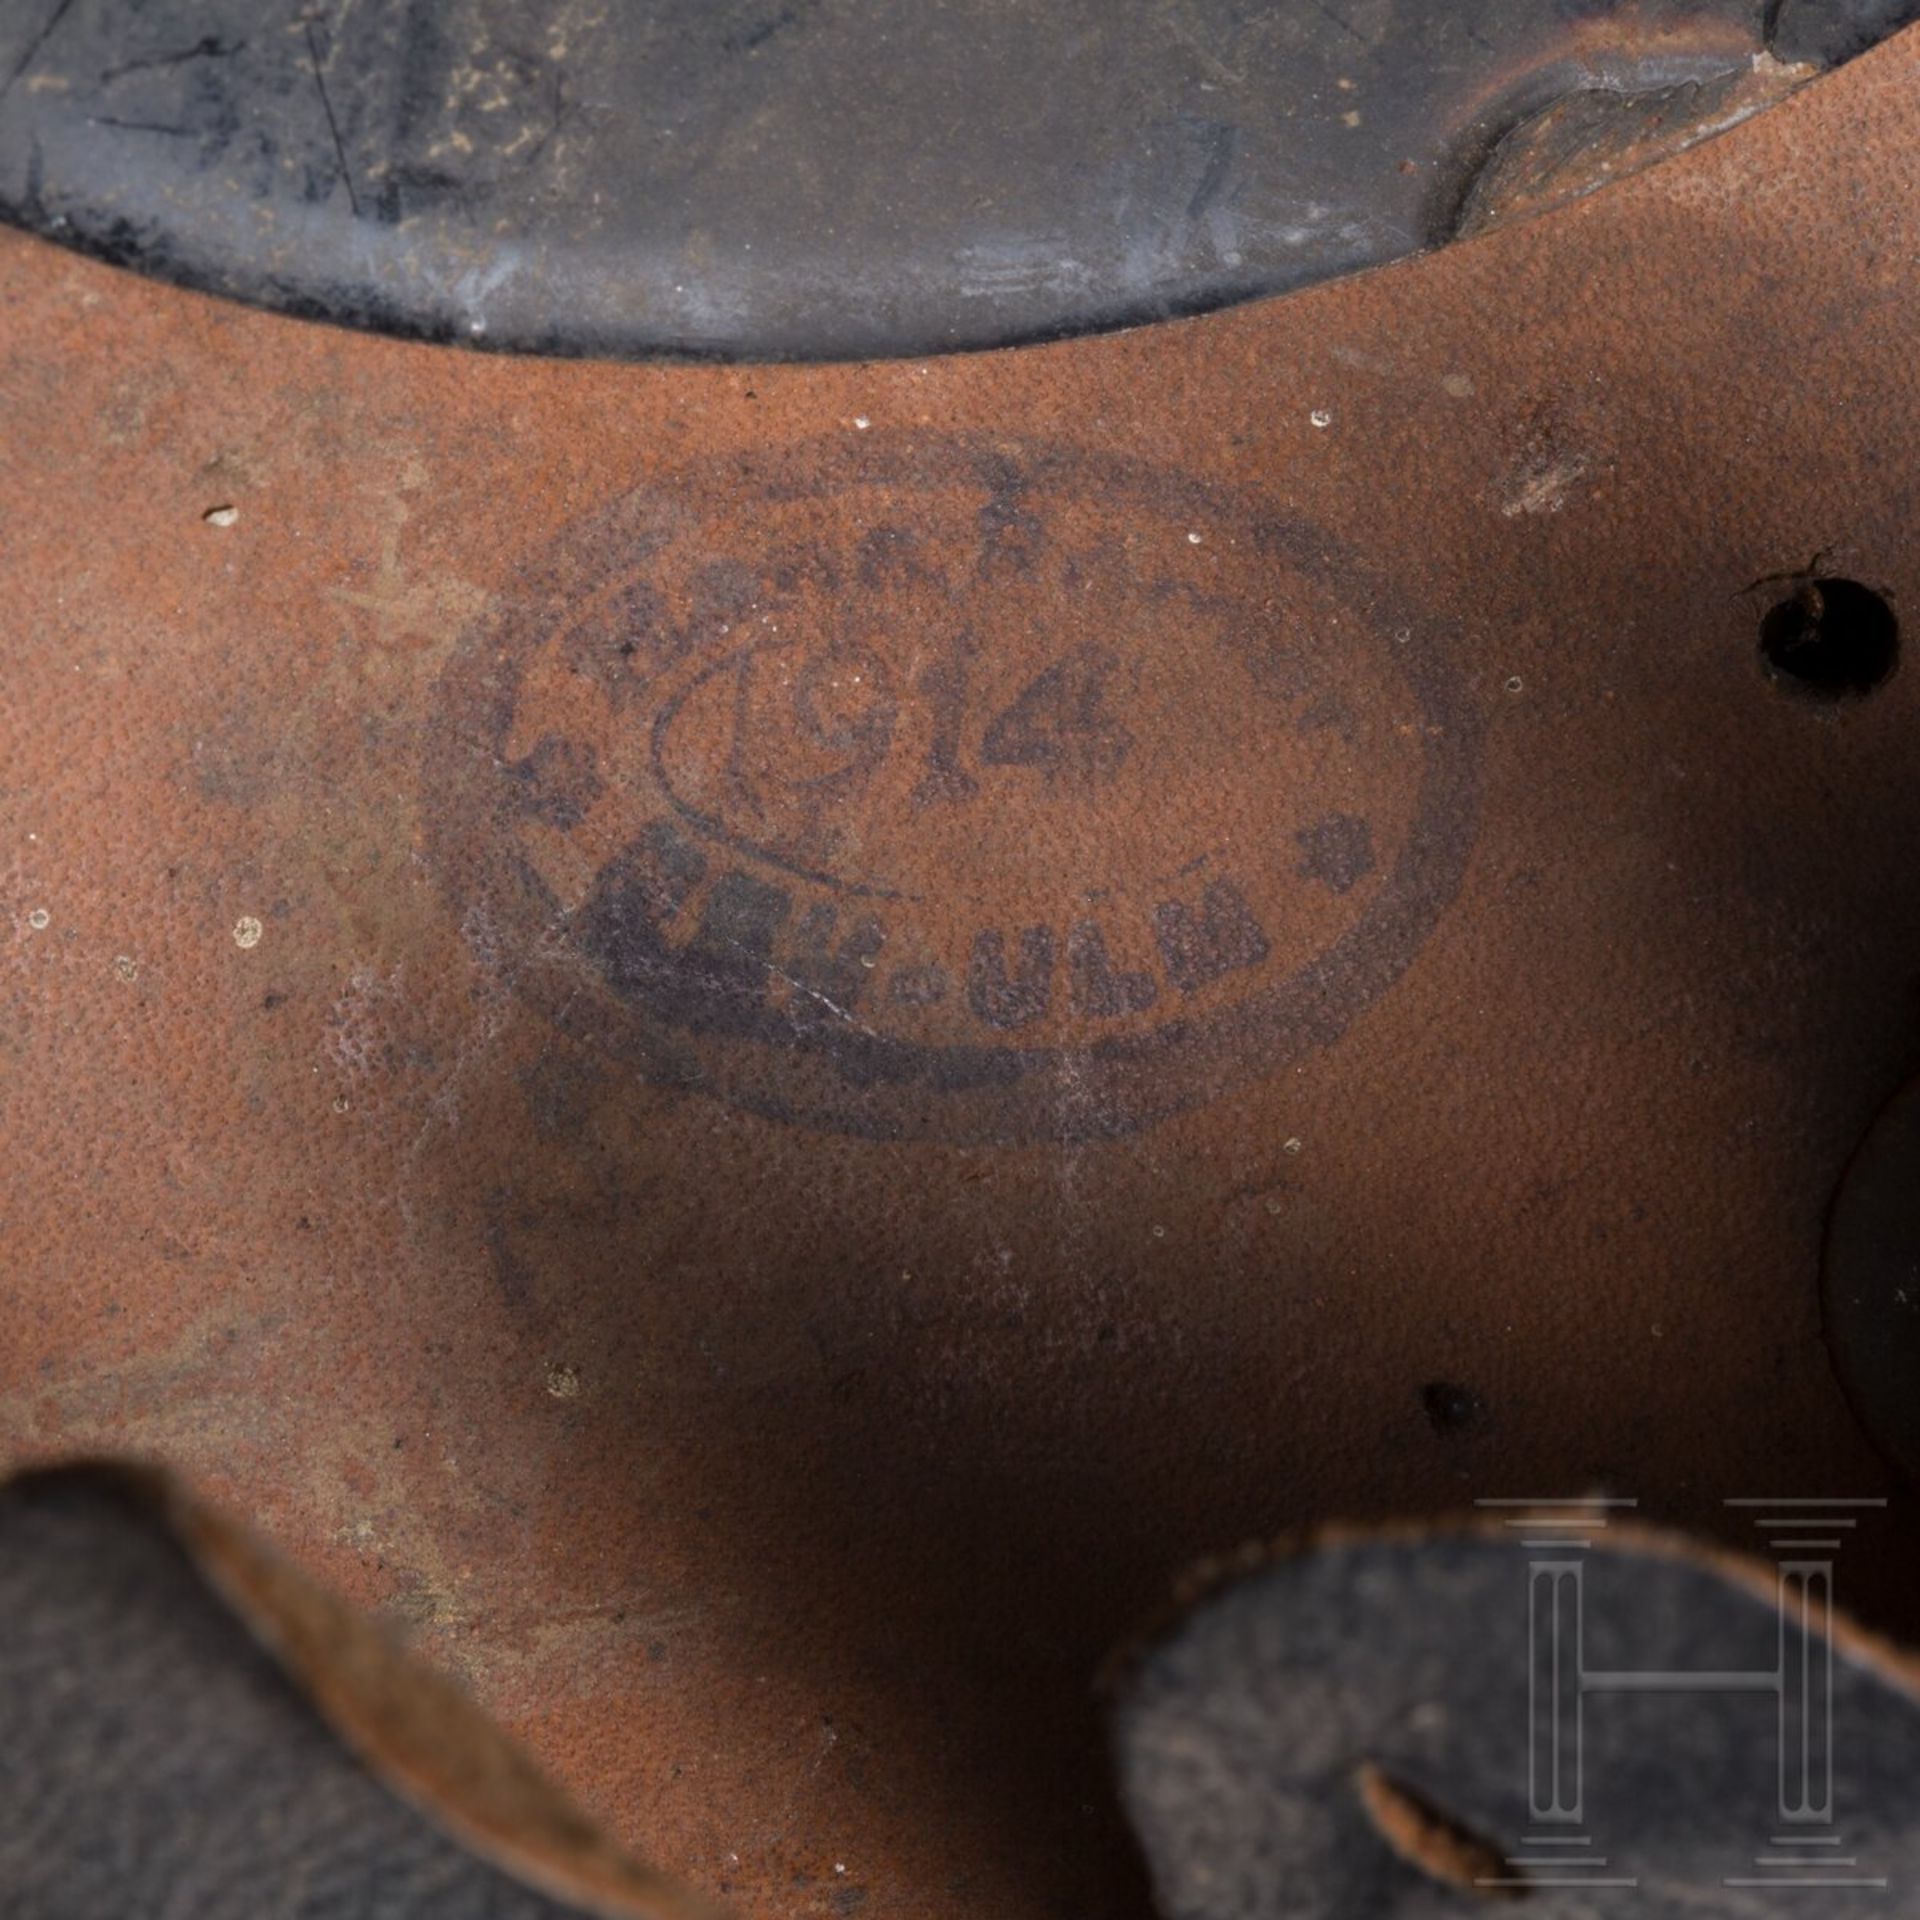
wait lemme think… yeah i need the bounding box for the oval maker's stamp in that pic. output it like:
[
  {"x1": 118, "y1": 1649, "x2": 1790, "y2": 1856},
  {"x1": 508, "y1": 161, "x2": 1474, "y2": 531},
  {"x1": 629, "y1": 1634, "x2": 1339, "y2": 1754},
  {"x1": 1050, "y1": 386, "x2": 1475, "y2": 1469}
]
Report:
[{"x1": 426, "y1": 438, "x2": 1481, "y2": 1144}]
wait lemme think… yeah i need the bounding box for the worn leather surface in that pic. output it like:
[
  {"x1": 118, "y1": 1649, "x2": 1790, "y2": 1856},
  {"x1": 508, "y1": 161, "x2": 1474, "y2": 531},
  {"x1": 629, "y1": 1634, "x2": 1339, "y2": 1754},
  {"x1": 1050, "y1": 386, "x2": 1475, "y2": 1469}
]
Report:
[
  {"x1": 6, "y1": 27, "x2": 1920, "y2": 1920},
  {"x1": 1115, "y1": 1524, "x2": 1920, "y2": 1916},
  {"x1": 0, "y1": 1473, "x2": 623, "y2": 1919}
]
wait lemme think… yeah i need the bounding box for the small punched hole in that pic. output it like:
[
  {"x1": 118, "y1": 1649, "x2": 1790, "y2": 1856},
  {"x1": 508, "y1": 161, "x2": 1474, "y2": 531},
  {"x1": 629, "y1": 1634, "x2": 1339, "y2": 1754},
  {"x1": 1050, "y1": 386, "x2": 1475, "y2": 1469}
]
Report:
[
  {"x1": 1760, "y1": 576, "x2": 1897, "y2": 698},
  {"x1": 1421, "y1": 1381, "x2": 1484, "y2": 1436}
]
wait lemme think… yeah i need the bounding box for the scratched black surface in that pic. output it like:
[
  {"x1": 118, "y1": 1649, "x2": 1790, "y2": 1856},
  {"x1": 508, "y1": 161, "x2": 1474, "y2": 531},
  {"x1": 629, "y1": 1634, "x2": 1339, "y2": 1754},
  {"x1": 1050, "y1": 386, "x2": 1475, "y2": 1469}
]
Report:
[{"x1": 0, "y1": 0, "x2": 1913, "y2": 358}]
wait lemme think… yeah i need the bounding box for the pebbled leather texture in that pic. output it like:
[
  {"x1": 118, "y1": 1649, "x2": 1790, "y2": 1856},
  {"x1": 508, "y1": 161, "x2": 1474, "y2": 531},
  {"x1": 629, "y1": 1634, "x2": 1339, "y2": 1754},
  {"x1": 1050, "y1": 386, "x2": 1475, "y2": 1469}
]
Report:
[
  {"x1": 0, "y1": 1473, "x2": 605, "y2": 1920},
  {"x1": 1115, "y1": 1524, "x2": 1920, "y2": 1917}
]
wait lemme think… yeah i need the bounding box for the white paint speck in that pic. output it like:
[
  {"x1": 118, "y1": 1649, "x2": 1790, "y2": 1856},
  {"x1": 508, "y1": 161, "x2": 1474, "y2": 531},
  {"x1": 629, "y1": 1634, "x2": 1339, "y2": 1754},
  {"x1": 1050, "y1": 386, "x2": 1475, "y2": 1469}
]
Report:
[
  {"x1": 853, "y1": 415, "x2": 871, "y2": 430},
  {"x1": 203, "y1": 505, "x2": 239, "y2": 528},
  {"x1": 1187, "y1": 531, "x2": 1203, "y2": 545},
  {"x1": 233, "y1": 915, "x2": 264, "y2": 950},
  {"x1": 1309, "y1": 409, "x2": 1333, "y2": 430},
  {"x1": 26, "y1": 908, "x2": 50, "y2": 931},
  {"x1": 1505, "y1": 676, "x2": 1525, "y2": 694},
  {"x1": 1283, "y1": 1136, "x2": 1303, "y2": 1154}
]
